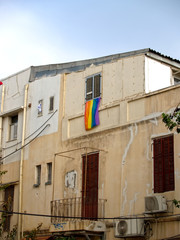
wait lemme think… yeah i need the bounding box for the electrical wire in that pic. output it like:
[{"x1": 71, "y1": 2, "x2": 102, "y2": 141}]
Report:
[
  {"x1": 0, "y1": 124, "x2": 50, "y2": 162},
  {"x1": 3, "y1": 109, "x2": 58, "y2": 150},
  {"x1": 1, "y1": 210, "x2": 180, "y2": 221}
]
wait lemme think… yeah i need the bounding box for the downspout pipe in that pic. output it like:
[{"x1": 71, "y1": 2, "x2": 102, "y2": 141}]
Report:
[
  {"x1": 0, "y1": 85, "x2": 5, "y2": 154},
  {"x1": 0, "y1": 85, "x2": 5, "y2": 191},
  {"x1": 18, "y1": 84, "x2": 29, "y2": 240}
]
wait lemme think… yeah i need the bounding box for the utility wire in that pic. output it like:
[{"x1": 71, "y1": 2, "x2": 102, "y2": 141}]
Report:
[
  {"x1": 0, "y1": 210, "x2": 180, "y2": 221},
  {"x1": 0, "y1": 124, "x2": 50, "y2": 162},
  {"x1": 3, "y1": 109, "x2": 58, "y2": 150}
]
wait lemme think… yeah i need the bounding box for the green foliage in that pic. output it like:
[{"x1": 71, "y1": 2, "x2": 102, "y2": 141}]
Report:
[
  {"x1": 0, "y1": 171, "x2": 8, "y2": 191},
  {"x1": 173, "y1": 199, "x2": 180, "y2": 208},
  {"x1": 162, "y1": 106, "x2": 180, "y2": 133},
  {"x1": 5, "y1": 225, "x2": 17, "y2": 240},
  {"x1": 23, "y1": 223, "x2": 42, "y2": 240}
]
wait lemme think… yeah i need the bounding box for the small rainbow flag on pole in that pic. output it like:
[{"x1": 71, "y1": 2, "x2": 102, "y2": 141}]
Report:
[{"x1": 85, "y1": 98, "x2": 101, "y2": 130}]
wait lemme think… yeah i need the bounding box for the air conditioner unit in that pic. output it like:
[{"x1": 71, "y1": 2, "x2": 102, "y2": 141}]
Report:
[
  {"x1": 145, "y1": 195, "x2": 167, "y2": 213},
  {"x1": 114, "y1": 218, "x2": 144, "y2": 238},
  {"x1": 85, "y1": 221, "x2": 106, "y2": 232}
]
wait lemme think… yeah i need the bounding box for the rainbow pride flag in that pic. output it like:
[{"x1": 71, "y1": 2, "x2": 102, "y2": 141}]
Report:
[{"x1": 85, "y1": 98, "x2": 101, "y2": 130}]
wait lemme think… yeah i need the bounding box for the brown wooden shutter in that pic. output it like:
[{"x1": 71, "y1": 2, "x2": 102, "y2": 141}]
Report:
[
  {"x1": 163, "y1": 135, "x2": 174, "y2": 192},
  {"x1": 86, "y1": 77, "x2": 93, "y2": 101},
  {"x1": 82, "y1": 153, "x2": 99, "y2": 219},
  {"x1": 154, "y1": 135, "x2": 174, "y2": 193},
  {"x1": 154, "y1": 138, "x2": 164, "y2": 193},
  {"x1": 94, "y1": 74, "x2": 101, "y2": 98}
]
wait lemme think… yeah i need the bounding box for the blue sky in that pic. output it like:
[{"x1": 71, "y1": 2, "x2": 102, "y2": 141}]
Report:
[{"x1": 0, "y1": 0, "x2": 180, "y2": 78}]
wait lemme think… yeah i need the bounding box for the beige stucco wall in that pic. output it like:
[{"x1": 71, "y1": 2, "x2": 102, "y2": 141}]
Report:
[
  {"x1": 0, "y1": 54, "x2": 179, "y2": 240},
  {"x1": 22, "y1": 132, "x2": 60, "y2": 230},
  {"x1": 62, "y1": 55, "x2": 145, "y2": 140},
  {"x1": 58, "y1": 85, "x2": 180, "y2": 240}
]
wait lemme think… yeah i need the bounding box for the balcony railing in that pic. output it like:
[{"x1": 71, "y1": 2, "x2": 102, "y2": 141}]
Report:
[{"x1": 51, "y1": 197, "x2": 107, "y2": 224}]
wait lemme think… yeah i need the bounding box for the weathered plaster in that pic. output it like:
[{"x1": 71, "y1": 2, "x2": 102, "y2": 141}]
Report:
[
  {"x1": 146, "y1": 140, "x2": 151, "y2": 161},
  {"x1": 121, "y1": 180, "x2": 127, "y2": 215},
  {"x1": 65, "y1": 170, "x2": 77, "y2": 189},
  {"x1": 128, "y1": 192, "x2": 139, "y2": 215},
  {"x1": 149, "y1": 117, "x2": 158, "y2": 126},
  {"x1": 175, "y1": 170, "x2": 180, "y2": 180},
  {"x1": 122, "y1": 124, "x2": 138, "y2": 165},
  {"x1": 146, "y1": 183, "x2": 151, "y2": 196}
]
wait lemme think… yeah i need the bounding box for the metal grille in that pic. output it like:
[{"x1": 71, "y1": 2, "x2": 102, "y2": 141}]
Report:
[{"x1": 51, "y1": 198, "x2": 106, "y2": 223}]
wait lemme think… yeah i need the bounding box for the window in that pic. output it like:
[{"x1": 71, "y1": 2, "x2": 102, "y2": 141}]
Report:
[
  {"x1": 49, "y1": 96, "x2": 54, "y2": 112},
  {"x1": 10, "y1": 115, "x2": 18, "y2": 140},
  {"x1": 174, "y1": 77, "x2": 180, "y2": 85},
  {"x1": 45, "y1": 162, "x2": 52, "y2": 185},
  {"x1": 153, "y1": 135, "x2": 174, "y2": 193},
  {"x1": 38, "y1": 100, "x2": 43, "y2": 116},
  {"x1": 172, "y1": 70, "x2": 180, "y2": 85},
  {"x1": 3, "y1": 185, "x2": 14, "y2": 232},
  {"x1": 85, "y1": 74, "x2": 101, "y2": 101},
  {"x1": 34, "y1": 165, "x2": 41, "y2": 187}
]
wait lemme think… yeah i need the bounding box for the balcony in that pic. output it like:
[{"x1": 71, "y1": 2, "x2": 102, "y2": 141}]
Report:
[
  {"x1": 51, "y1": 197, "x2": 106, "y2": 223},
  {"x1": 50, "y1": 197, "x2": 107, "y2": 233}
]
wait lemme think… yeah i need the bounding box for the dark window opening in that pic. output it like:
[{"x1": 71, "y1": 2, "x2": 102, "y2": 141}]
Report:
[
  {"x1": 10, "y1": 115, "x2": 18, "y2": 140},
  {"x1": 49, "y1": 96, "x2": 54, "y2": 112},
  {"x1": 38, "y1": 100, "x2": 43, "y2": 116},
  {"x1": 174, "y1": 77, "x2": 180, "y2": 85},
  {"x1": 34, "y1": 165, "x2": 41, "y2": 187},
  {"x1": 45, "y1": 162, "x2": 52, "y2": 185}
]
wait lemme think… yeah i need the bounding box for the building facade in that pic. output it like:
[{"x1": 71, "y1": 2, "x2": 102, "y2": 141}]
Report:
[{"x1": 0, "y1": 48, "x2": 180, "y2": 240}]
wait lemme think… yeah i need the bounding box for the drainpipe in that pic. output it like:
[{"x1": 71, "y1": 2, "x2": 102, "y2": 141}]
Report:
[
  {"x1": 0, "y1": 85, "x2": 5, "y2": 154},
  {"x1": 0, "y1": 85, "x2": 5, "y2": 186},
  {"x1": 18, "y1": 84, "x2": 29, "y2": 240}
]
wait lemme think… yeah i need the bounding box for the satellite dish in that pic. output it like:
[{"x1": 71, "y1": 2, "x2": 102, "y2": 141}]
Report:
[{"x1": 117, "y1": 220, "x2": 128, "y2": 235}]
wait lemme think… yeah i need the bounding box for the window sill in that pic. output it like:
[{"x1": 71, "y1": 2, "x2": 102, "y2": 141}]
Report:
[
  {"x1": 6, "y1": 138, "x2": 17, "y2": 143},
  {"x1": 33, "y1": 184, "x2": 40, "y2": 188},
  {"x1": 45, "y1": 181, "x2": 51, "y2": 185},
  {"x1": 48, "y1": 109, "x2": 54, "y2": 113}
]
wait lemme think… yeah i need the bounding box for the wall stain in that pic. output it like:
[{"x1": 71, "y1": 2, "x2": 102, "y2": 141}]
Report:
[
  {"x1": 129, "y1": 192, "x2": 139, "y2": 215},
  {"x1": 121, "y1": 180, "x2": 127, "y2": 215}
]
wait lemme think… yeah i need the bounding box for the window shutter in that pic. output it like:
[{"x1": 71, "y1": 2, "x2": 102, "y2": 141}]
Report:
[
  {"x1": 82, "y1": 153, "x2": 99, "y2": 219},
  {"x1": 154, "y1": 135, "x2": 174, "y2": 193},
  {"x1": 86, "y1": 77, "x2": 93, "y2": 101},
  {"x1": 154, "y1": 138, "x2": 164, "y2": 193},
  {"x1": 94, "y1": 74, "x2": 101, "y2": 98},
  {"x1": 36, "y1": 165, "x2": 41, "y2": 185},
  {"x1": 47, "y1": 163, "x2": 52, "y2": 183},
  {"x1": 163, "y1": 136, "x2": 174, "y2": 192},
  {"x1": 49, "y1": 97, "x2": 54, "y2": 111}
]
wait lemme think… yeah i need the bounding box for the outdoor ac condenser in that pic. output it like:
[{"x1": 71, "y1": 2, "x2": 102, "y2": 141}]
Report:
[
  {"x1": 114, "y1": 218, "x2": 144, "y2": 238},
  {"x1": 145, "y1": 195, "x2": 167, "y2": 213}
]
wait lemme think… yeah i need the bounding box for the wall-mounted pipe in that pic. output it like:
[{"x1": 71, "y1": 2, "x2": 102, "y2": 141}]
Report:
[
  {"x1": 17, "y1": 84, "x2": 29, "y2": 240},
  {"x1": 0, "y1": 85, "x2": 5, "y2": 153}
]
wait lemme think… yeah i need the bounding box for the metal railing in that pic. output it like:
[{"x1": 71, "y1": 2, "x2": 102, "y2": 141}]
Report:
[{"x1": 51, "y1": 197, "x2": 106, "y2": 223}]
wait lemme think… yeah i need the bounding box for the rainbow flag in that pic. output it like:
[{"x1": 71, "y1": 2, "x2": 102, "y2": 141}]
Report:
[{"x1": 85, "y1": 98, "x2": 101, "y2": 130}]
